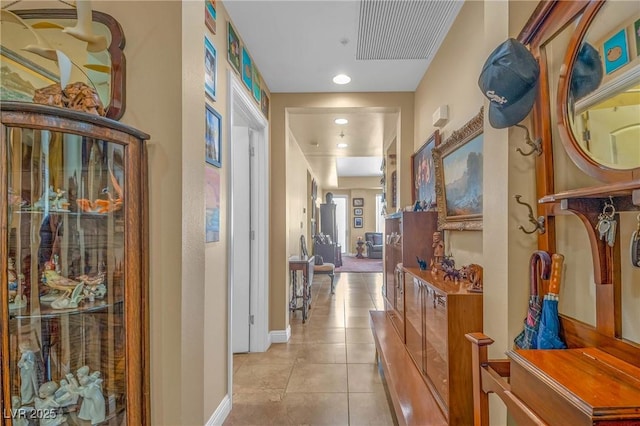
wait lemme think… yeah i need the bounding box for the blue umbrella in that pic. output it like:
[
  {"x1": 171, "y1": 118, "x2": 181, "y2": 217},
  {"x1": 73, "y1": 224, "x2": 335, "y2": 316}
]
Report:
[
  {"x1": 537, "y1": 253, "x2": 567, "y2": 349},
  {"x1": 514, "y1": 251, "x2": 551, "y2": 350}
]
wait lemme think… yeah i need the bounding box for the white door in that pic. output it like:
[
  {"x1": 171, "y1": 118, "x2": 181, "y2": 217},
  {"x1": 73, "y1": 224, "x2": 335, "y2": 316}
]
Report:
[
  {"x1": 334, "y1": 196, "x2": 347, "y2": 253},
  {"x1": 232, "y1": 125, "x2": 251, "y2": 353}
]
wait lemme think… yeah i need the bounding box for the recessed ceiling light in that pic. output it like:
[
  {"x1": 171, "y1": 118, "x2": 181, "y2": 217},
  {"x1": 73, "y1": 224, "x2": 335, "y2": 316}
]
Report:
[
  {"x1": 334, "y1": 118, "x2": 348, "y2": 125},
  {"x1": 337, "y1": 143, "x2": 348, "y2": 148},
  {"x1": 333, "y1": 74, "x2": 351, "y2": 85}
]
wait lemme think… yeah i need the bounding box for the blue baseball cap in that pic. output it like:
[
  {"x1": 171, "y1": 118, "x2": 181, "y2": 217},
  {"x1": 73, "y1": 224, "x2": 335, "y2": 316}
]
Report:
[
  {"x1": 570, "y1": 42, "x2": 603, "y2": 101},
  {"x1": 478, "y1": 38, "x2": 540, "y2": 129}
]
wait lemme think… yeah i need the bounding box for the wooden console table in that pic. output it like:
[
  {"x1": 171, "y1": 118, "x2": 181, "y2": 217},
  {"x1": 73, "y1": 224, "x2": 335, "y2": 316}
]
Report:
[{"x1": 288, "y1": 256, "x2": 314, "y2": 323}]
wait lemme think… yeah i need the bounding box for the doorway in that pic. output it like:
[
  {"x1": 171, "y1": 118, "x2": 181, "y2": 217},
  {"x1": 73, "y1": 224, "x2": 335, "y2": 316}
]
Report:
[{"x1": 227, "y1": 72, "x2": 270, "y2": 361}]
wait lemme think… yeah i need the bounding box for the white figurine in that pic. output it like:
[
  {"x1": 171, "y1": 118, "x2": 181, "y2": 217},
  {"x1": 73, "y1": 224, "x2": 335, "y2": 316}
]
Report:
[
  {"x1": 11, "y1": 395, "x2": 29, "y2": 426},
  {"x1": 54, "y1": 378, "x2": 79, "y2": 407},
  {"x1": 34, "y1": 381, "x2": 66, "y2": 426},
  {"x1": 77, "y1": 369, "x2": 106, "y2": 425},
  {"x1": 17, "y1": 346, "x2": 38, "y2": 404}
]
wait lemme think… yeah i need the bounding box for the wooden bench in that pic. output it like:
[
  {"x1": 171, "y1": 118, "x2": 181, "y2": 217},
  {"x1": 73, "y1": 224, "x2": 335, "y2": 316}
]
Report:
[{"x1": 370, "y1": 310, "x2": 447, "y2": 426}]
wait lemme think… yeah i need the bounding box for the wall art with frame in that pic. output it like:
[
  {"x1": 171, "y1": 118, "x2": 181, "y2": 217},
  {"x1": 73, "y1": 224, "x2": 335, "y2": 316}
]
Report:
[
  {"x1": 354, "y1": 208, "x2": 363, "y2": 216},
  {"x1": 433, "y1": 107, "x2": 484, "y2": 231},
  {"x1": 353, "y1": 198, "x2": 364, "y2": 207},
  {"x1": 354, "y1": 217, "x2": 363, "y2": 228},
  {"x1": 241, "y1": 47, "x2": 253, "y2": 90},
  {"x1": 205, "y1": 0, "x2": 216, "y2": 34},
  {"x1": 205, "y1": 166, "x2": 220, "y2": 243},
  {"x1": 411, "y1": 130, "x2": 441, "y2": 207},
  {"x1": 227, "y1": 22, "x2": 241, "y2": 75},
  {"x1": 205, "y1": 104, "x2": 222, "y2": 167},
  {"x1": 204, "y1": 36, "x2": 217, "y2": 101}
]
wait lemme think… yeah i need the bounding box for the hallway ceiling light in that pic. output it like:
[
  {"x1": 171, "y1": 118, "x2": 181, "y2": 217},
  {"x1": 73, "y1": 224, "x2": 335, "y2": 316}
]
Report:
[
  {"x1": 334, "y1": 118, "x2": 348, "y2": 125},
  {"x1": 337, "y1": 143, "x2": 348, "y2": 148},
  {"x1": 333, "y1": 74, "x2": 351, "y2": 85}
]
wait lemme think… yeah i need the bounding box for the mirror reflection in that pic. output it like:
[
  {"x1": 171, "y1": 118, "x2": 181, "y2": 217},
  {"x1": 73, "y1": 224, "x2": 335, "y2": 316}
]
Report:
[{"x1": 567, "y1": 1, "x2": 640, "y2": 170}]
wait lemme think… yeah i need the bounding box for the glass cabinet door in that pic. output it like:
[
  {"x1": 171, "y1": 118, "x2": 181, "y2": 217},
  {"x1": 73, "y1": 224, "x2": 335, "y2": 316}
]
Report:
[{"x1": 4, "y1": 125, "x2": 127, "y2": 425}]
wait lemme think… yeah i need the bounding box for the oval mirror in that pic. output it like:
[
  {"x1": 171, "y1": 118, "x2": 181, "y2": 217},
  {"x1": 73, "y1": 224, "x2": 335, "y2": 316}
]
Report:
[
  {"x1": 0, "y1": 8, "x2": 125, "y2": 120},
  {"x1": 558, "y1": 0, "x2": 640, "y2": 182}
]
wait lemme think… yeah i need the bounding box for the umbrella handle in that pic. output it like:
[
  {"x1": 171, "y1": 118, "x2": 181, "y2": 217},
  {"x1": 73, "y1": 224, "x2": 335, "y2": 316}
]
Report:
[
  {"x1": 530, "y1": 250, "x2": 552, "y2": 296},
  {"x1": 549, "y1": 253, "x2": 564, "y2": 295}
]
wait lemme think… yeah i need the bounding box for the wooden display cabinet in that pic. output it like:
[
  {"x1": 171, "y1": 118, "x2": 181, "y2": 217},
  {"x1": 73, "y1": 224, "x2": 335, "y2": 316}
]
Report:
[{"x1": 1, "y1": 102, "x2": 150, "y2": 425}]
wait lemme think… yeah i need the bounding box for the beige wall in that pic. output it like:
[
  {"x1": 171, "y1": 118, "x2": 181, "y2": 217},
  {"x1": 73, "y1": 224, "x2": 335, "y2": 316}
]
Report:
[{"x1": 90, "y1": 1, "x2": 269, "y2": 424}]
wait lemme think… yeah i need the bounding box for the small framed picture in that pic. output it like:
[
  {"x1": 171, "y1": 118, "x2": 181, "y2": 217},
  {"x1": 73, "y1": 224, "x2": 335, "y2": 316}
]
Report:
[
  {"x1": 204, "y1": 36, "x2": 217, "y2": 101},
  {"x1": 603, "y1": 28, "x2": 629, "y2": 75},
  {"x1": 261, "y1": 90, "x2": 269, "y2": 119},
  {"x1": 353, "y1": 198, "x2": 364, "y2": 207},
  {"x1": 227, "y1": 22, "x2": 241, "y2": 75},
  {"x1": 354, "y1": 208, "x2": 363, "y2": 216},
  {"x1": 205, "y1": 0, "x2": 216, "y2": 34},
  {"x1": 252, "y1": 67, "x2": 261, "y2": 103},
  {"x1": 354, "y1": 217, "x2": 363, "y2": 228},
  {"x1": 242, "y1": 47, "x2": 253, "y2": 90},
  {"x1": 205, "y1": 104, "x2": 222, "y2": 167}
]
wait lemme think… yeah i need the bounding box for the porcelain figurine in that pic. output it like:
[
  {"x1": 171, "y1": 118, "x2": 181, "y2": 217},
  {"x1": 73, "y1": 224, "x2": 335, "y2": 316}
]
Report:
[
  {"x1": 54, "y1": 378, "x2": 79, "y2": 407},
  {"x1": 11, "y1": 395, "x2": 29, "y2": 426},
  {"x1": 17, "y1": 346, "x2": 38, "y2": 404},
  {"x1": 50, "y1": 282, "x2": 85, "y2": 309},
  {"x1": 34, "y1": 381, "x2": 66, "y2": 426},
  {"x1": 77, "y1": 369, "x2": 106, "y2": 425}
]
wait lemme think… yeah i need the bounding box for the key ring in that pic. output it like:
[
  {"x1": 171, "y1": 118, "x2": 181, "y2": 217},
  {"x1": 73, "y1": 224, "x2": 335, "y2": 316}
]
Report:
[{"x1": 601, "y1": 201, "x2": 615, "y2": 219}]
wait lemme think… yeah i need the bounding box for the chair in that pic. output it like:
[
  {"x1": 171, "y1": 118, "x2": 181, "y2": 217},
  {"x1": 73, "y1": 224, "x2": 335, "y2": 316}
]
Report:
[
  {"x1": 364, "y1": 232, "x2": 383, "y2": 259},
  {"x1": 301, "y1": 235, "x2": 336, "y2": 294}
]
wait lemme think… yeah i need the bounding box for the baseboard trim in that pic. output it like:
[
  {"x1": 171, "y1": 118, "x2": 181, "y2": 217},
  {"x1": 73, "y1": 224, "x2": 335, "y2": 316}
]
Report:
[
  {"x1": 269, "y1": 325, "x2": 291, "y2": 343},
  {"x1": 206, "y1": 394, "x2": 231, "y2": 426}
]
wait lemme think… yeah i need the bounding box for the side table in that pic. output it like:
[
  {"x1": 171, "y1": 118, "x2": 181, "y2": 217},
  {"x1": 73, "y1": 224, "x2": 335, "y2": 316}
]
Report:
[{"x1": 356, "y1": 241, "x2": 365, "y2": 258}]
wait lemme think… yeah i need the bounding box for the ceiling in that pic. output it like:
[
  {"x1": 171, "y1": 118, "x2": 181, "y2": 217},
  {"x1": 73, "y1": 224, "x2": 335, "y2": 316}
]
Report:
[{"x1": 223, "y1": 1, "x2": 464, "y2": 189}]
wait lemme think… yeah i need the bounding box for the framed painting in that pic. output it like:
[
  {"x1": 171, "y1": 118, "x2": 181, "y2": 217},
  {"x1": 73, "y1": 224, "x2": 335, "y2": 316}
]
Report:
[
  {"x1": 411, "y1": 130, "x2": 441, "y2": 207},
  {"x1": 0, "y1": 46, "x2": 57, "y2": 102},
  {"x1": 354, "y1": 208, "x2": 363, "y2": 216},
  {"x1": 204, "y1": 36, "x2": 217, "y2": 101},
  {"x1": 354, "y1": 217, "x2": 363, "y2": 228},
  {"x1": 252, "y1": 67, "x2": 261, "y2": 103},
  {"x1": 241, "y1": 47, "x2": 253, "y2": 90},
  {"x1": 353, "y1": 197, "x2": 364, "y2": 207},
  {"x1": 261, "y1": 90, "x2": 270, "y2": 119},
  {"x1": 433, "y1": 107, "x2": 484, "y2": 231},
  {"x1": 603, "y1": 28, "x2": 629, "y2": 74},
  {"x1": 205, "y1": 104, "x2": 222, "y2": 167},
  {"x1": 205, "y1": 0, "x2": 216, "y2": 34},
  {"x1": 205, "y1": 166, "x2": 220, "y2": 243},
  {"x1": 227, "y1": 22, "x2": 241, "y2": 75}
]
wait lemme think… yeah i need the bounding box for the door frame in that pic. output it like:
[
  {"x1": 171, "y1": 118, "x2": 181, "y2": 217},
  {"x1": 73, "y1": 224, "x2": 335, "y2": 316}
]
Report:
[{"x1": 227, "y1": 70, "x2": 270, "y2": 392}]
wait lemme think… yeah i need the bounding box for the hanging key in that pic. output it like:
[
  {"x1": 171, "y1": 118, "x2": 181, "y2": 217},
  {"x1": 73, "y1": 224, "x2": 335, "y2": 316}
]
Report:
[{"x1": 596, "y1": 200, "x2": 616, "y2": 248}]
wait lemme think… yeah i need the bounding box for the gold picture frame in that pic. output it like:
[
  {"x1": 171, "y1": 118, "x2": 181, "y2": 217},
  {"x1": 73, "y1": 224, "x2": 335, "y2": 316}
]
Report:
[{"x1": 433, "y1": 107, "x2": 484, "y2": 231}]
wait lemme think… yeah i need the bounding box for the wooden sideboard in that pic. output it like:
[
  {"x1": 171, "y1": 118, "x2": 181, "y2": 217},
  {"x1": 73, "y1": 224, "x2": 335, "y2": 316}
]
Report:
[{"x1": 376, "y1": 210, "x2": 483, "y2": 425}]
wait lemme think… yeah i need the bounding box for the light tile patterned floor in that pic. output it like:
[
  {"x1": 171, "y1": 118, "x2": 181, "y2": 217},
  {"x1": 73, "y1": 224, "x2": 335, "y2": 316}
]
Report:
[{"x1": 224, "y1": 272, "x2": 396, "y2": 426}]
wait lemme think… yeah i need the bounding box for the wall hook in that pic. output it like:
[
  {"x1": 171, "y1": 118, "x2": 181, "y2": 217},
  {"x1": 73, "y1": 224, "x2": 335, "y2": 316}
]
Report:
[
  {"x1": 514, "y1": 124, "x2": 543, "y2": 157},
  {"x1": 514, "y1": 194, "x2": 546, "y2": 234}
]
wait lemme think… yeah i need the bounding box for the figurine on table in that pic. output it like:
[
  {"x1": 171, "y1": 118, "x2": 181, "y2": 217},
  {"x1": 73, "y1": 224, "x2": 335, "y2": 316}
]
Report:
[
  {"x1": 431, "y1": 231, "x2": 444, "y2": 273},
  {"x1": 75, "y1": 367, "x2": 106, "y2": 425}
]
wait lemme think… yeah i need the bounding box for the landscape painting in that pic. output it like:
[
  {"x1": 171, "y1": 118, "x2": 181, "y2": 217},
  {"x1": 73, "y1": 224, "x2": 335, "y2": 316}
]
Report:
[
  {"x1": 433, "y1": 107, "x2": 484, "y2": 230},
  {"x1": 442, "y1": 133, "x2": 483, "y2": 217},
  {"x1": 205, "y1": 166, "x2": 220, "y2": 243}
]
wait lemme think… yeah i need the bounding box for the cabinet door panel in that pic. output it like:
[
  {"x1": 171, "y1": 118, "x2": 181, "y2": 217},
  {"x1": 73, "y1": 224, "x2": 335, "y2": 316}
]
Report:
[{"x1": 424, "y1": 285, "x2": 449, "y2": 407}]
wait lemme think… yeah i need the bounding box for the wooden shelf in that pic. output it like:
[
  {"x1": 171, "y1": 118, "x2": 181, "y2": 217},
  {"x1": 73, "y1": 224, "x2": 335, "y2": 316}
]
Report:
[{"x1": 539, "y1": 180, "x2": 640, "y2": 204}]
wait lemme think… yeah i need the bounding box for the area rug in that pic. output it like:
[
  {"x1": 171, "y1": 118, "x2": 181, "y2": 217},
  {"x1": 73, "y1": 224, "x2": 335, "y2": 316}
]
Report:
[{"x1": 336, "y1": 255, "x2": 383, "y2": 273}]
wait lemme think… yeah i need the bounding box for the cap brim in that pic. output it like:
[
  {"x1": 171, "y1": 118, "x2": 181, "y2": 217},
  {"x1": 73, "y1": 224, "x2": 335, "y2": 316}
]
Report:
[{"x1": 488, "y1": 83, "x2": 538, "y2": 129}]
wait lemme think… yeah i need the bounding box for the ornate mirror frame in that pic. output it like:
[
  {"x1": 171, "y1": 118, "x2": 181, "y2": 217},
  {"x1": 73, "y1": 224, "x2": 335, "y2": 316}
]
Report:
[
  {"x1": 13, "y1": 8, "x2": 126, "y2": 120},
  {"x1": 555, "y1": 1, "x2": 640, "y2": 183}
]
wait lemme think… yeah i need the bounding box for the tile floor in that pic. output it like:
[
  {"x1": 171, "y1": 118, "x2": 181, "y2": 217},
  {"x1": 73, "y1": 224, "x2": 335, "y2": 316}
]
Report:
[{"x1": 224, "y1": 271, "x2": 396, "y2": 426}]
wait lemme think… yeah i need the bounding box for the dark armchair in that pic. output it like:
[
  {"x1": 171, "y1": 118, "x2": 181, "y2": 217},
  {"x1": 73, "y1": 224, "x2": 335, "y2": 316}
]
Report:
[{"x1": 364, "y1": 232, "x2": 383, "y2": 259}]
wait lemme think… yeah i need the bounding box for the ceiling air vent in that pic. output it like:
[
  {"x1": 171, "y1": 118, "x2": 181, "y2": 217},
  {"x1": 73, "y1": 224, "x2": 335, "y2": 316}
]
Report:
[{"x1": 356, "y1": 0, "x2": 463, "y2": 60}]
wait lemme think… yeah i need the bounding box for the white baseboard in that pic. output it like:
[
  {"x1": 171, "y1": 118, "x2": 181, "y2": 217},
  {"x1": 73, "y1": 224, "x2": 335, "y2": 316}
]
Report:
[
  {"x1": 269, "y1": 325, "x2": 291, "y2": 343},
  {"x1": 206, "y1": 394, "x2": 231, "y2": 426}
]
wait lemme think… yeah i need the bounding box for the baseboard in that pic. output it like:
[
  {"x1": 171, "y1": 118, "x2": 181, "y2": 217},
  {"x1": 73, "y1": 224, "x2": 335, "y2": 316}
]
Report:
[
  {"x1": 206, "y1": 394, "x2": 231, "y2": 426},
  {"x1": 269, "y1": 325, "x2": 291, "y2": 343}
]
